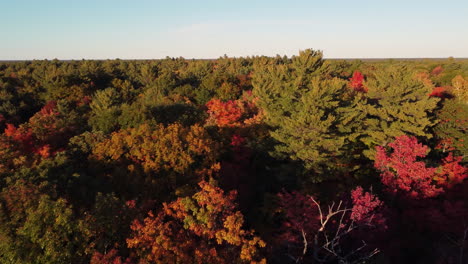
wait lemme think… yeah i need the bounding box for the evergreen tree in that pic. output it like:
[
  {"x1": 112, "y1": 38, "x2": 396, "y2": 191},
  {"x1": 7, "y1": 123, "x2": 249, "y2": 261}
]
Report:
[
  {"x1": 88, "y1": 88, "x2": 122, "y2": 133},
  {"x1": 434, "y1": 99, "x2": 468, "y2": 161},
  {"x1": 252, "y1": 50, "x2": 355, "y2": 181},
  {"x1": 358, "y1": 66, "x2": 439, "y2": 158}
]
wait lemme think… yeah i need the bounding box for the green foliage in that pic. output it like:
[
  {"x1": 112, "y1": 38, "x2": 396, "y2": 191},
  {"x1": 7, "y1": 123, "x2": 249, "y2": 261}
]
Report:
[
  {"x1": 0, "y1": 181, "x2": 89, "y2": 264},
  {"x1": 252, "y1": 50, "x2": 357, "y2": 181},
  {"x1": 89, "y1": 87, "x2": 122, "y2": 133},
  {"x1": 17, "y1": 196, "x2": 88, "y2": 263},
  {"x1": 358, "y1": 65, "x2": 439, "y2": 158},
  {"x1": 85, "y1": 192, "x2": 136, "y2": 255},
  {"x1": 434, "y1": 99, "x2": 468, "y2": 161}
]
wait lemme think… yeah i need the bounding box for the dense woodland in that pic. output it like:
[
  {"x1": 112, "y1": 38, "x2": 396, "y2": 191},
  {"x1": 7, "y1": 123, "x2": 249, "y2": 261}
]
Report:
[{"x1": 0, "y1": 50, "x2": 467, "y2": 263}]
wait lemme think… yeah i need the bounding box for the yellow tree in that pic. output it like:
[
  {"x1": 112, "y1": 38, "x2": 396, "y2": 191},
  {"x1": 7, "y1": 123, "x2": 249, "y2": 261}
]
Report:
[
  {"x1": 451, "y1": 75, "x2": 468, "y2": 104},
  {"x1": 92, "y1": 123, "x2": 220, "y2": 197}
]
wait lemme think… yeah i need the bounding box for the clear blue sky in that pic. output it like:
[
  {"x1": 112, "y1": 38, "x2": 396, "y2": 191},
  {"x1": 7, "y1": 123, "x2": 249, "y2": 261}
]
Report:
[{"x1": 1, "y1": 0, "x2": 467, "y2": 59}]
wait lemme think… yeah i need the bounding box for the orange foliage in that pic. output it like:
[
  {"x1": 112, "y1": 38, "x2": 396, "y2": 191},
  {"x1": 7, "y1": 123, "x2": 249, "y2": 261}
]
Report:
[
  {"x1": 127, "y1": 181, "x2": 266, "y2": 263},
  {"x1": 414, "y1": 71, "x2": 435, "y2": 90},
  {"x1": 4, "y1": 123, "x2": 34, "y2": 151},
  {"x1": 206, "y1": 99, "x2": 242, "y2": 127},
  {"x1": 431, "y1": 65, "x2": 444, "y2": 76},
  {"x1": 36, "y1": 144, "x2": 51, "y2": 159},
  {"x1": 205, "y1": 91, "x2": 264, "y2": 127}
]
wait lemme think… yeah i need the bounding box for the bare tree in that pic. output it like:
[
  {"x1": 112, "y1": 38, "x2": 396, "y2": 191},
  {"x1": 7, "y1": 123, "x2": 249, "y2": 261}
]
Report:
[{"x1": 288, "y1": 197, "x2": 380, "y2": 264}]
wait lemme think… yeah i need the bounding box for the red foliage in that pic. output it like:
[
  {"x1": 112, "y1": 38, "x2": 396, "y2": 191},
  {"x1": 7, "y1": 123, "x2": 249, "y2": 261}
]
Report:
[
  {"x1": 40, "y1": 101, "x2": 58, "y2": 116},
  {"x1": 125, "y1": 200, "x2": 136, "y2": 209},
  {"x1": 349, "y1": 71, "x2": 368, "y2": 92},
  {"x1": 435, "y1": 138, "x2": 457, "y2": 152},
  {"x1": 435, "y1": 153, "x2": 467, "y2": 187},
  {"x1": 277, "y1": 189, "x2": 386, "y2": 262},
  {"x1": 375, "y1": 135, "x2": 441, "y2": 198},
  {"x1": 429, "y1": 87, "x2": 449, "y2": 98},
  {"x1": 1, "y1": 100, "x2": 74, "y2": 161},
  {"x1": 375, "y1": 135, "x2": 467, "y2": 199},
  {"x1": 350, "y1": 187, "x2": 384, "y2": 226},
  {"x1": 277, "y1": 191, "x2": 320, "y2": 244},
  {"x1": 230, "y1": 134, "x2": 246, "y2": 147},
  {"x1": 4, "y1": 123, "x2": 34, "y2": 151}
]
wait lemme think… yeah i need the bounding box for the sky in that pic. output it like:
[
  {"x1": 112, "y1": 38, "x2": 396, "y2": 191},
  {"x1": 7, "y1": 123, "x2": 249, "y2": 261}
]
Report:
[{"x1": 1, "y1": 0, "x2": 467, "y2": 60}]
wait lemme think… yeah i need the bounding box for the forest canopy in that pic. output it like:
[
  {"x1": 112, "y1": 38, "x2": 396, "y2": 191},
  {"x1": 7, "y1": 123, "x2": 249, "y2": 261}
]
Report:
[{"x1": 0, "y1": 50, "x2": 467, "y2": 263}]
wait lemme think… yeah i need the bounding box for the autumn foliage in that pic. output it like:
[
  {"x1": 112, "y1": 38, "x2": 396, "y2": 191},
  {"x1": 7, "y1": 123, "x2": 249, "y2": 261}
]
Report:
[
  {"x1": 349, "y1": 71, "x2": 367, "y2": 92},
  {"x1": 206, "y1": 91, "x2": 263, "y2": 127},
  {"x1": 375, "y1": 135, "x2": 466, "y2": 198},
  {"x1": 277, "y1": 187, "x2": 385, "y2": 263},
  {"x1": 93, "y1": 123, "x2": 219, "y2": 175},
  {"x1": 0, "y1": 51, "x2": 467, "y2": 263},
  {"x1": 127, "y1": 181, "x2": 266, "y2": 264}
]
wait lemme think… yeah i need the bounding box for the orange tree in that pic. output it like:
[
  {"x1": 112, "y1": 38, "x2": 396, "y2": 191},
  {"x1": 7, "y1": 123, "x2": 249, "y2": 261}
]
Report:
[{"x1": 127, "y1": 181, "x2": 266, "y2": 264}]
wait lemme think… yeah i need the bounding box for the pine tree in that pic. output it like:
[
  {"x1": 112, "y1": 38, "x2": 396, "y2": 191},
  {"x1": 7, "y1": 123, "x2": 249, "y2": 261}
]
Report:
[
  {"x1": 434, "y1": 99, "x2": 468, "y2": 161},
  {"x1": 252, "y1": 50, "x2": 355, "y2": 181},
  {"x1": 89, "y1": 87, "x2": 122, "y2": 133},
  {"x1": 358, "y1": 66, "x2": 439, "y2": 158}
]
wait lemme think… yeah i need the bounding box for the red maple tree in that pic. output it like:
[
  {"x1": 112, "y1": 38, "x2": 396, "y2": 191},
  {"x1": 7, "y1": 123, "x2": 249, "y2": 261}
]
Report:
[
  {"x1": 349, "y1": 71, "x2": 368, "y2": 92},
  {"x1": 375, "y1": 135, "x2": 467, "y2": 198}
]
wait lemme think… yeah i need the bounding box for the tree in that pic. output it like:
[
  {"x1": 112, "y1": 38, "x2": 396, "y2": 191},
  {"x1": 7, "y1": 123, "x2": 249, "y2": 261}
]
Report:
[
  {"x1": 84, "y1": 193, "x2": 138, "y2": 258},
  {"x1": 127, "y1": 181, "x2": 266, "y2": 263},
  {"x1": 205, "y1": 91, "x2": 263, "y2": 127},
  {"x1": 276, "y1": 188, "x2": 384, "y2": 263},
  {"x1": 434, "y1": 99, "x2": 468, "y2": 161},
  {"x1": 375, "y1": 135, "x2": 441, "y2": 198},
  {"x1": 92, "y1": 123, "x2": 220, "y2": 198},
  {"x1": 451, "y1": 75, "x2": 468, "y2": 104},
  {"x1": 252, "y1": 50, "x2": 357, "y2": 180},
  {"x1": 93, "y1": 123, "x2": 218, "y2": 175},
  {"x1": 358, "y1": 66, "x2": 439, "y2": 158},
  {"x1": 375, "y1": 135, "x2": 467, "y2": 198},
  {"x1": 0, "y1": 182, "x2": 90, "y2": 264},
  {"x1": 349, "y1": 71, "x2": 367, "y2": 92},
  {"x1": 89, "y1": 88, "x2": 122, "y2": 133},
  {"x1": 16, "y1": 196, "x2": 89, "y2": 263},
  {"x1": 90, "y1": 249, "x2": 134, "y2": 264},
  {"x1": 374, "y1": 135, "x2": 468, "y2": 262},
  {"x1": 206, "y1": 99, "x2": 242, "y2": 127}
]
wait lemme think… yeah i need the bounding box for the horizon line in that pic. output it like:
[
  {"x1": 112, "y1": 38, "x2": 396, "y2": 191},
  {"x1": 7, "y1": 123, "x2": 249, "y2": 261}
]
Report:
[{"x1": 1, "y1": 57, "x2": 467, "y2": 62}]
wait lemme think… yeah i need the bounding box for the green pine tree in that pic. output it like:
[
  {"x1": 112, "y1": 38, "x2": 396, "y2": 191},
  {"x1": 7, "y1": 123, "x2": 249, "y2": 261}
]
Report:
[
  {"x1": 358, "y1": 65, "x2": 439, "y2": 158},
  {"x1": 252, "y1": 50, "x2": 356, "y2": 182}
]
